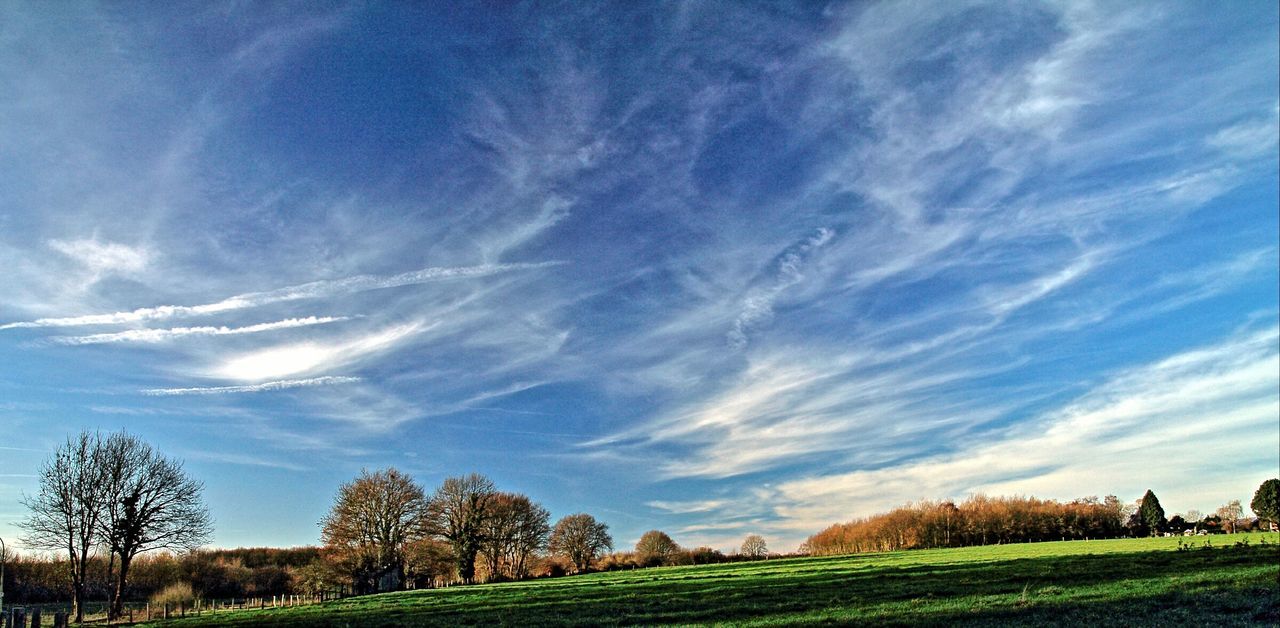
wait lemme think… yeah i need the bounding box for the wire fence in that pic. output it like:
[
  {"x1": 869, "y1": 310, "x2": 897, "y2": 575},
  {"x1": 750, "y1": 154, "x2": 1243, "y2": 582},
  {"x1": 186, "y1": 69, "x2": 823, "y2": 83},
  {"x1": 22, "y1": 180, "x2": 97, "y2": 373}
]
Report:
[{"x1": 2, "y1": 592, "x2": 343, "y2": 626}]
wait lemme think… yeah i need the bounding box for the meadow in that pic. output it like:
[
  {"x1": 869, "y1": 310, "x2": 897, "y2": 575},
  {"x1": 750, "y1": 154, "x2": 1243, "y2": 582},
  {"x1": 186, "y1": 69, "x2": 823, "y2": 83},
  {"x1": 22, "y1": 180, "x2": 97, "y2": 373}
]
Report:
[{"x1": 145, "y1": 534, "x2": 1279, "y2": 627}]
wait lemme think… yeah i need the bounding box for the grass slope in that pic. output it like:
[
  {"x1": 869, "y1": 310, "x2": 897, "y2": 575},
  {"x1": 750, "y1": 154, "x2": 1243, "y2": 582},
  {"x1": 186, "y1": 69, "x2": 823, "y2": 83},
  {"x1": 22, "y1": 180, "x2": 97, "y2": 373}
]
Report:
[{"x1": 149, "y1": 534, "x2": 1280, "y2": 627}]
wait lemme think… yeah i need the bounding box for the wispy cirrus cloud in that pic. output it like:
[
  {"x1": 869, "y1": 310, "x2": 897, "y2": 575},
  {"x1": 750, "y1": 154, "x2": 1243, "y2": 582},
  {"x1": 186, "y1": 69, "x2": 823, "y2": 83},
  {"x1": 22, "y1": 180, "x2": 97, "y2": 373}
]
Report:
[
  {"x1": 181, "y1": 449, "x2": 313, "y2": 472},
  {"x1": 209, "y1": 322, "x2": 425, "y2": 382},
  {"x1": 728, "y1": 228, "x2": 834, "y2": 350},
  {"x1": 48, "y1": 237, "x2": 150, "y2": 279},
  {"x1": 0, "y1": 1, "x2": 1273, "y2": 554},
  {"x1": 761, "y1": 325, "x2": 1280, "y2": 540},
  {"x1": 46, "y1": 316, "x2": 349, "y2": 345},
  {"x1": 1207, "y1": 111, "x2": 1280, "y2": 159},
  {"x1": 0, "y1": 262, "x2": 560, "y2": 330},
  {"x1": 142, "y1": 375, "x2": 362, "y2": 396},
  {"x1": 647, "y1": 499, "x2": 730, "y2": 514}
]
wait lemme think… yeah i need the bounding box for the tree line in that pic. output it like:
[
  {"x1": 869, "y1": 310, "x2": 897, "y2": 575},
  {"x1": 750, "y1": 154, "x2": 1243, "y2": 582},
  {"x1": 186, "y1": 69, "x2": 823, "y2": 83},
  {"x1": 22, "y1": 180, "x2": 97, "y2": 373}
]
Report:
[
  {"x1": 804, "y1": 482, "x2": 1280, "y2": 556},
  {"x1": 13, "y1": 429, "x2": 1276, "y2": 611},
  {"x1": 8, "y1": 432, "x2": 782, "y2": 611},
  {"x1": 315, "y1": 469, "x2": 586, "y2": 591},
  {"x1": 0, "y1": 547, "x2": 318, "y2": 607},
  {"x1": 315, "y1": 469, "x2": 781, "y2": 593}
]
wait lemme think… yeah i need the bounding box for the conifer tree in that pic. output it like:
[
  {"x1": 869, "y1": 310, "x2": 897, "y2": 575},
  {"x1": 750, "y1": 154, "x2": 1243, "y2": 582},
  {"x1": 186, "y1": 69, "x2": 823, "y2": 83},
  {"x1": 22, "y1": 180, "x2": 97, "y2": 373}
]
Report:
[
  {"x1": 1251, "y1": 479, "x2": 1279, "y2": 527},
  {"x1": 1138, "y1": 489, "x2": 1166, "y2": 536}
]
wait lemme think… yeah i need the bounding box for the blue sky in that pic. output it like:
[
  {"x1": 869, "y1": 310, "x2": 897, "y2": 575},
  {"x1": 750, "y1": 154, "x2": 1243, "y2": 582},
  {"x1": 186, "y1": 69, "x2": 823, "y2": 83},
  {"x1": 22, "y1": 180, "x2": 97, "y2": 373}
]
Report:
[{"x1": 1, "y1": 1, "x2": 1277, "y2": 553}]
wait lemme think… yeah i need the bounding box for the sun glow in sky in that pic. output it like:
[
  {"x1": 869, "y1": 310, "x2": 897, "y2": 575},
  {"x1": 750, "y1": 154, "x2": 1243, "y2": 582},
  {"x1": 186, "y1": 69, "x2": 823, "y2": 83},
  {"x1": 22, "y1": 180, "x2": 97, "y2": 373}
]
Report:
[{"x1": 0, "y1": 1, "x2": 1277, "y2": 552}]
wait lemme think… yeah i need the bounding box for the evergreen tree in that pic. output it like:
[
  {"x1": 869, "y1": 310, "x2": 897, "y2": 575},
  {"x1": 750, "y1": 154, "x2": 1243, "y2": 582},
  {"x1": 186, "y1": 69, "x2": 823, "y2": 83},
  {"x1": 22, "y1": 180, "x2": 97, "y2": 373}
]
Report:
[
  {"x1": 1138, "y1": 490, "x2": 1166, "y2": 536},
  {"x1": 1251, "y1": 479, "x2": 1280, "y2": 527}
]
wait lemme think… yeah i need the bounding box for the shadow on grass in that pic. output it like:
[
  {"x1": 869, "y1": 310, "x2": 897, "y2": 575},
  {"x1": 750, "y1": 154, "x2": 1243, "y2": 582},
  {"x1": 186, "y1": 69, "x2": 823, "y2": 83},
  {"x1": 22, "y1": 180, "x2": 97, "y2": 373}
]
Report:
[{"x1": 158, "y1": 544, "x2": 1280, "y2": 627}]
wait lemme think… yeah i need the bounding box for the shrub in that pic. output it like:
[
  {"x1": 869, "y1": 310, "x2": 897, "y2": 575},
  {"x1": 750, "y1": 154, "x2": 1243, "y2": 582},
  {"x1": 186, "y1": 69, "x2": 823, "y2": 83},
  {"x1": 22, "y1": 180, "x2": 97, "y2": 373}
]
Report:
[{"x1": 150, "y1": 581, "x2": 195, "y2": 607}]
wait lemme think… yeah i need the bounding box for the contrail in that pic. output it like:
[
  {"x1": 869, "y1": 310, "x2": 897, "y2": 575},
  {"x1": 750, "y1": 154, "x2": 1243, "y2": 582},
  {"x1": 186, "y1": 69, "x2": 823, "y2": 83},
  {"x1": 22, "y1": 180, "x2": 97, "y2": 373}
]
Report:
[
  {"x1": 141, "y1": 376, "x2": 362, "y2": 396},
  {"x1": 47, "y1": 316, "x2": 349, "y2": 345},
  {"x1": 2, "y1": 261, "x2": 562, "y2": 330}
]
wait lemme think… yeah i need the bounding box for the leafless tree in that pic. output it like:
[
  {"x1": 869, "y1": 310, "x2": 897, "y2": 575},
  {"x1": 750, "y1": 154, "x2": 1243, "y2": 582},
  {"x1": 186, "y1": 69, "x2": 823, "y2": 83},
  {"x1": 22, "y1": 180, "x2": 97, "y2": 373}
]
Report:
[
  {"x1": 507, "y1": 497, "x2": 551, "y2": 579},
  {"x1": 425, "y1": 473, "x2": 495, "y2": 584},
  {"x1": 1216, "y1": 500, "x2": 1244, "y2": 534},
  {"x1": 320, "y1": 468, "x2": 428, "y2": 593},
  {"x1": 98, "y1": 432, "x2": 211, "y2": 619},
  {"x1": 740, "y1": 534, "x2": 768, "y2": 558},
  {"x1": 549, "y1": 513, "x2": 612, "y2": 573},
  {"x1": 479, "y1": 493, "x2": 550, "y2": 581},
  {"x1": 19, "y1": 432, "x2": 109, "y2": 623}
]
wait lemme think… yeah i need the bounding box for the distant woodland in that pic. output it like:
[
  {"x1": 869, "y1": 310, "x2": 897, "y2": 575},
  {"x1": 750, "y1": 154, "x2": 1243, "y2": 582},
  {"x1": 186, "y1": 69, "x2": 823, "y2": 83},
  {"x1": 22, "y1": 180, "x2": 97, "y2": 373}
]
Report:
[{"x1": 6, "y1": 430, "x2": 1277, "y2": 613}]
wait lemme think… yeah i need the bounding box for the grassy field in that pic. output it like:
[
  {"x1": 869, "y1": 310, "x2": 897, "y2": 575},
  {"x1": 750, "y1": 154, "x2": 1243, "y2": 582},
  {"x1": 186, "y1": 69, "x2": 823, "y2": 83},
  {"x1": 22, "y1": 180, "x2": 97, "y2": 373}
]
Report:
[{"x1": 145, "y1": 533, "x2": 1279, "y2": 627}]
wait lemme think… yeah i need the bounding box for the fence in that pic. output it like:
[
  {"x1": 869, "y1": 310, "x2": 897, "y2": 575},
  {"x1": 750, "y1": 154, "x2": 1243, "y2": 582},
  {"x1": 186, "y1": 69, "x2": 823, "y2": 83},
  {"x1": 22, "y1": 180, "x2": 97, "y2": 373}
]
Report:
[{"x1": 1, "y1": 593, "x2": 343, "y2": 626}]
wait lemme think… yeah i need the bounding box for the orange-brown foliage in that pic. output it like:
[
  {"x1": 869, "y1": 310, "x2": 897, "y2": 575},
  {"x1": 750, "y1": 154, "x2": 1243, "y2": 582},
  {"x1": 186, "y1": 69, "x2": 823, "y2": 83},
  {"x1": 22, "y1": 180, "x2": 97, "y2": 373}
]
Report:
[{"x1": 804, "y1": 495, "x2": 1126, "y2": 556}]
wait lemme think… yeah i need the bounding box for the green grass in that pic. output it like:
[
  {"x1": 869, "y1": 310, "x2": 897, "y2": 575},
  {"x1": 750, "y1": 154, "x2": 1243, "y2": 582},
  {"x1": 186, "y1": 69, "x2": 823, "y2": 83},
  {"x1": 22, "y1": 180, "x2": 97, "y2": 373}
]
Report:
[{"x1": 146, "y1": 534, "x2": 1280, "y2": 627}]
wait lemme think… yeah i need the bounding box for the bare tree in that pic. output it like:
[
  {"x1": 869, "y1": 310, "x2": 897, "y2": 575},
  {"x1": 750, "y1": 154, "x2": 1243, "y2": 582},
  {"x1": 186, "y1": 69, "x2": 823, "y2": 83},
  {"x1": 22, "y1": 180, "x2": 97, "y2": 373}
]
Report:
[
  {"x1": 321, "y1": 468, "x2": 428, "y2": 593},
  {"x1": 425, "y1": 473, "x2": 495, "y2": 584},
  {"x1": 549, "y1": 513, "x2": 612, "y2": 573},
  {"x1": 1103, "y1": 494, "x2": 1131, "y2": 528},
  {"x1": 98, "y1": 432, "x2": 212, "y2": 619},
  {"x1": 19, "y1": 432, "x2": 109, "y2": 623},
  {"x1": 508, "y1": 498, "x2": 551, "y2": 579},
  {"x1": 1216, "y1": 500, "x2": 1244, "y2": 534},
  {"x1": 740, "y1": 534, "x2": 768, "y2": 559},
  {"x1": 479, "y1": 493, "x2": 550, "y2": 581}
]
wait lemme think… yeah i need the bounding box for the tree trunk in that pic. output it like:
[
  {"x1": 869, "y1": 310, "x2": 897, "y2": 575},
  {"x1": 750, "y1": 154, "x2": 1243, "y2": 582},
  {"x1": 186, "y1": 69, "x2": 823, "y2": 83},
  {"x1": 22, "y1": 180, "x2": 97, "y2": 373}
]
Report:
[
  {"x1": 111, "y1": 554, "x2": 134, "y2": 620},
  {"x1": 70, "y1": 547, "x2": 87, "y2": 624}
]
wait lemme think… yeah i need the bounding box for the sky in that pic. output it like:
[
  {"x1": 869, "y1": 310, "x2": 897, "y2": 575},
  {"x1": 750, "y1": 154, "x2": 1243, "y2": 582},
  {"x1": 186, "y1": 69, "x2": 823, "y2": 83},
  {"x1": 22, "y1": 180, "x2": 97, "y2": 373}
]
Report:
[{"x1": 0, "y1": 1, "x2": 1277, "y2": 554}]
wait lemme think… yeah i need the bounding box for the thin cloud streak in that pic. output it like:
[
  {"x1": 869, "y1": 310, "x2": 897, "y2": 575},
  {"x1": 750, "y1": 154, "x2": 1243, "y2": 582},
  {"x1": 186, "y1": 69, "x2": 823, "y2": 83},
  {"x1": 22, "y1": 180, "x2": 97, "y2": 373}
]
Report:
[
  {"x1": 142, "y1": 376, "x2": 362, "y2": 396},
  {"x1": 209, "y1": 322, "x2": 426, "y2": 382},
  {"x1": 647, "y1": 500, "x2": 729, "y2": 514},
  {"x1": 723, "y1": 325, "x2": 1280, "y2": 548},
  {"x1": 0, "y1": 261, "x2": 562, "y2": 330},
  {"x1": 728, "y1": 228, "x2": 834, "y2": 350},
  {"x1": 182, "y1": 450, "x2": 313, "y2": 472},
  {"x1": 46, "y1": 316, "x2": 349, "y2": 345}
]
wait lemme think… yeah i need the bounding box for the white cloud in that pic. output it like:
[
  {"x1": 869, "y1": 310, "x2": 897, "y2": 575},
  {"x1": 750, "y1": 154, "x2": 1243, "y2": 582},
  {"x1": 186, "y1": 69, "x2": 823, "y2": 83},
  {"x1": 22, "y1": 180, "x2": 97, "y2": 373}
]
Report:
[
  {"x1": 646, "y1": 499, "x2": 730, "y2": 514},
  {"x1": 142, "y1": 375, "x2": 362, "y2": 396},
  {"x1": 983, "y1": 254, "x2": 1099, "y2": 317},
  {"x1": 764, "y1": 325, "x2": 1279, "y2": 537},
  {"x1": 47, "y1": 316, "x2": 348, "y2": 345},
  {"x1": 209, "y1": 322, "x2": 424, "y2": 382},
  {"x1": 48, "y1": 237, "x2": 149, "y2": 274},
  {"x1": 985, "y1": 2, "x2": 1135, "y2": 138},
  {"x1": 1207, "y1": 114, "x2": 1280, "y2": 159},
  {"x1": 46, "y1": 237, "x2": 151, "y2": 290},
  {"x1": 1156, "y1": 166, "x2": 1241, "y2": 205},
  {"x1": 0, "y1": 261, "x2": 560, "y2": 330},
  {"x1": 181, "y1": 450, "x2": 312, "y2": 472},
  {"x1": 728, "y1": 228, "x2": 834, "y2": 349}
]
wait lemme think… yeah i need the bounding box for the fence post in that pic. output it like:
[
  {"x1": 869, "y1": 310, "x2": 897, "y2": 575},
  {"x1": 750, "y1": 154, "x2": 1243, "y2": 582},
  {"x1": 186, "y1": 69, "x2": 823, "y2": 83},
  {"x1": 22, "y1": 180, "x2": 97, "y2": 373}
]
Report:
[
  {"x1": 28, "y1": 609, "x2": 39, "y2": 628},
  {"x1": 13, "y1": 609, "x2": 24, "y2": 628}
]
